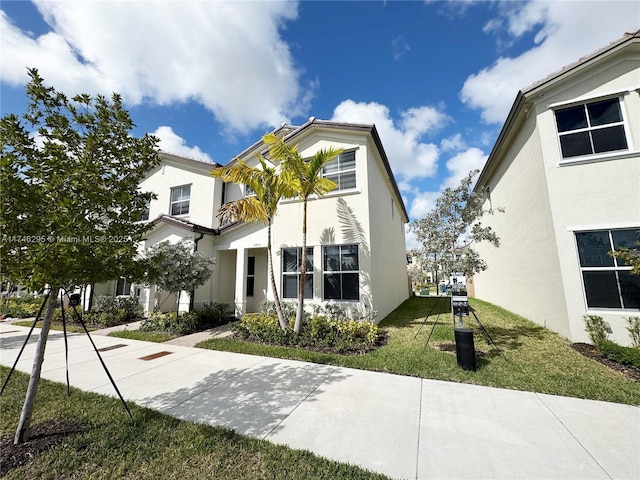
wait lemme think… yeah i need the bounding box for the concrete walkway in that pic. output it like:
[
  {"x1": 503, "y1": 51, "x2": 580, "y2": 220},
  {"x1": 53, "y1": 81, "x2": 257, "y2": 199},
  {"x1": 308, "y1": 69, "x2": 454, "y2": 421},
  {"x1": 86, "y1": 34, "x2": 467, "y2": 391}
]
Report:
[{"x1": 0, "y1": 322, "x2": 638, "y2": 480}]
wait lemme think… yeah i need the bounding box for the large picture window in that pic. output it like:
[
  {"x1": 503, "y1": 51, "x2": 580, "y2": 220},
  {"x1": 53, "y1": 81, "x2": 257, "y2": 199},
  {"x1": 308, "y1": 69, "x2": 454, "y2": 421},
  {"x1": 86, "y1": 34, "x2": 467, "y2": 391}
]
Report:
[
  {"x1": 282, "y1": 247, "x2": 313, "y2": 299},
  {"x1": 576, "y1": 229, "x2": 640, "y2": 309},
  {"x1": 555, "y1": 98, "x2": 628, "y2": 159},
  {"x1": 322, "y1": 151, "x2": 356, "y2": 190},
  {"x1": 323, "y1": 245, "x2": 359, "y2": 300},
  {"x1": 170, "y1": 185, "x2": 191, "y2": 215}
]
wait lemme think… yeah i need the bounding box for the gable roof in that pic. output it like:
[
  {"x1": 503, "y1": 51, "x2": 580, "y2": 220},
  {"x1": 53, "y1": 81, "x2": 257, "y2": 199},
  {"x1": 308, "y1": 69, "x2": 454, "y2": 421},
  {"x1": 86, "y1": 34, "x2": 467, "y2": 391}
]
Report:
[
  {"x1": 224, "y1": 118, "x2": 410, "y2": 222},
  {"x1": 476, "y1": 30, "x2": 640, "y2": 189},
  {"x1": 158, "y1": 151, "x2": 220, "y2": 172},
  {"x1": 150, "y1": 214, "x2": 219, "y2": 235}
]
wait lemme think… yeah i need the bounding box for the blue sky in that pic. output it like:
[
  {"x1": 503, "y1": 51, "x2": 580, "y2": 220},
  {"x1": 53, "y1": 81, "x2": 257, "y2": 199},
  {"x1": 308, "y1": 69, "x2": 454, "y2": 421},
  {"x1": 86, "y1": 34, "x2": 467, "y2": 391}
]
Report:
[{"x1": 1, "y1": 1, "x2": 638, "y2": 249}]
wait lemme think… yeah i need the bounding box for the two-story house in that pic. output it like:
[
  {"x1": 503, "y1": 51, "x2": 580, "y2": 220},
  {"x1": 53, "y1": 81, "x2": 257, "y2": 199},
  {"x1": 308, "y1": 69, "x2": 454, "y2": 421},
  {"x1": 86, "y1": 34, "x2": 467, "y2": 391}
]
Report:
[
  {"x1": 472, "y1": 31, "x2": 640, "y2": 346},
  {"x1": 93, "y1": 119, "x2": 410, "y2": 323}
]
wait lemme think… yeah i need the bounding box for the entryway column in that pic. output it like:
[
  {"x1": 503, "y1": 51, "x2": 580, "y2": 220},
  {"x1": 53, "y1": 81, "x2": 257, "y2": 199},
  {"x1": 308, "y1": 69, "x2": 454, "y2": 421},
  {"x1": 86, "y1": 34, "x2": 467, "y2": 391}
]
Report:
[{"x1": 234, "y1": 247, "x2": 247, "y2": 317}]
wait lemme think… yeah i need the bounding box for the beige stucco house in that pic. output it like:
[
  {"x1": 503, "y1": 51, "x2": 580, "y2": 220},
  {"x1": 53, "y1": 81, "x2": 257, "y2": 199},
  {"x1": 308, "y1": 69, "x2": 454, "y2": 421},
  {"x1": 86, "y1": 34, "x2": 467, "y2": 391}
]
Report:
[
  {"x1": 94, "y1": 119, "x2": 410, "y2": 323},
  {"x1": 472, "y1": 31, "x2": 640, "y2": 346}
]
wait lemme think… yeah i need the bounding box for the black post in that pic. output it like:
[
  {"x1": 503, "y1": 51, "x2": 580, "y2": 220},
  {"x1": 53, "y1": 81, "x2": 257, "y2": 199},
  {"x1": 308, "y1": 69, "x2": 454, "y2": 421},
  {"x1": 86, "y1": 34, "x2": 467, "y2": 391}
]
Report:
[{"x1": 454, "y1": 328, "x2": 476, "y2": 371}]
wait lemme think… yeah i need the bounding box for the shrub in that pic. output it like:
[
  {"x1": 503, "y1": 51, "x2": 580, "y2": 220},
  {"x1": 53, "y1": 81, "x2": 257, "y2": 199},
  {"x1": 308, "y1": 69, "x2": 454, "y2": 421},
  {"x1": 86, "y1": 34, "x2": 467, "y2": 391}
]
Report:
[
  {"x1": 231, "y1": 313, "x2": 292, "y2": 344},
  {"x1": 583, "y1": 314, "x2": 611, "y2": 347},
  {"x1": 140, "y1": 311, "x2": 199, "y2": 335},
  {"x1": 260, "y1": 300, "x2": 298, "y2": 323},
  {"x1": 196, "y1": 302, "x2": 232, "y2": 328},
  {"x1": 599, "y1": 340, "x2": 640, "y2": 370},
  {"x1": 92, "y1": 296, "x2": 142, "y2": 321},
  {"x1": 0, "y1": 295, "x2": 48, "y2": 318},
  {"x1": 625, "y1": 316, "x2": 640, "y2": 348}
]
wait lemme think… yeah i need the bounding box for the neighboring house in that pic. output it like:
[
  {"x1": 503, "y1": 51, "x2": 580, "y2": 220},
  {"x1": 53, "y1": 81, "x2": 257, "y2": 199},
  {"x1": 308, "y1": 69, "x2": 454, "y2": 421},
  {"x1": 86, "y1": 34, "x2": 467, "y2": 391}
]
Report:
[
  {"x1": 472, "y1": 31, "x2": 640, "y2": 346},
  {"x1": 94, "y1": 119, "x2": 410, "y2": 322}
]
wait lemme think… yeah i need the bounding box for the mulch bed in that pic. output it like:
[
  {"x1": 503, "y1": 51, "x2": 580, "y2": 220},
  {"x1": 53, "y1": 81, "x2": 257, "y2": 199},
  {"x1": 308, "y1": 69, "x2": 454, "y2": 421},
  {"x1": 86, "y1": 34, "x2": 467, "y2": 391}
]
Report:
[
  {"x1": 0, "y1": 417, "x2": 86, "y2": 477},
  {"x1": 571, "y1": 342, "x2": 640, "y2": 382}
]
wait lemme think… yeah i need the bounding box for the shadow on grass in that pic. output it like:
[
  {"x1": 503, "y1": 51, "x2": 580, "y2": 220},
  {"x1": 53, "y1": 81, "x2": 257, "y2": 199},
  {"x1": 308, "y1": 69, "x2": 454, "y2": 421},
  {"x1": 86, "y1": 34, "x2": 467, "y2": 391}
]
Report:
[{"x1": 379, "y1": 296, "x2": 452, "y2": 329}]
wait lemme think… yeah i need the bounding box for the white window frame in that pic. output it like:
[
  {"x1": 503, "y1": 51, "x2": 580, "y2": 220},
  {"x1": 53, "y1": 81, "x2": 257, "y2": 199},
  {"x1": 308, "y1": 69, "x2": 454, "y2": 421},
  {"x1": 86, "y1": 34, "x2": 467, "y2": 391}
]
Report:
[
  {"x1": 554, "y1": 96, "x2": 629, "y2": 161},
  {"x1": 281, "y1": 247, "x2": 314, "y2": 299},
  {"x1": 322, "y1": 150, "x2": 357, "y2": 191},
  {"x1": 170, "y1": 184, "x2": 191, "y2": 216}
]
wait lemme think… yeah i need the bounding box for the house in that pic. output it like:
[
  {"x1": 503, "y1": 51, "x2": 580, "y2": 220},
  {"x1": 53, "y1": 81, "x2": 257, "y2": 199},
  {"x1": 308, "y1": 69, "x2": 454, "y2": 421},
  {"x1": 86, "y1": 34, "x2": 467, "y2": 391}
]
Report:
[
  {"x1": 94, "y1": 119, "x2": 411, "y2": 323},
  {"x1": 471, "y1": 31, "x2": 640, "y2": 346}
]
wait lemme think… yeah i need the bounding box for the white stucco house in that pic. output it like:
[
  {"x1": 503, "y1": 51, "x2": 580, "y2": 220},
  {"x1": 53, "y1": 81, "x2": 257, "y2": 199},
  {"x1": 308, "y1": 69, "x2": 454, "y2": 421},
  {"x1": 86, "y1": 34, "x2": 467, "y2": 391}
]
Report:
[
  {"x1": 93, "y1": 119, "x2": 410, "y2": 322},
  {"x1": 472, "y1": 31, "x2": 640, "y2": 346}
]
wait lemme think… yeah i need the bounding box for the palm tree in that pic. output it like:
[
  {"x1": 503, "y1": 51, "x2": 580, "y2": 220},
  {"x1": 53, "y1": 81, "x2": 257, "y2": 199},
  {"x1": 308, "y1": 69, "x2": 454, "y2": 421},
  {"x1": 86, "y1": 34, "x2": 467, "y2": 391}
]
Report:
[
  {"x1": 263, "y1": 133, "x2": 343, "y2": 334},
  {"x1": 211, "y1": 152, "x2": 295, "y2": 330}
]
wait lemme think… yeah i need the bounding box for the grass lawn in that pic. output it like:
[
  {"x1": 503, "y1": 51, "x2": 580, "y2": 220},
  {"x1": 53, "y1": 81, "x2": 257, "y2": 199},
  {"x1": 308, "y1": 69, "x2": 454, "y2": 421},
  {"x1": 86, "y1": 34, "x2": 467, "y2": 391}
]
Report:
[
  {"x1": 197, "y1": 296, "x2": 640, "y2": 405},
  {"x1": 12, "y1": 320, "x2": 96, "y2": 334},
  {"x1": 108, "y1": 330, "x2": 176, "y2": 343},
  {"x1": 0, "y1": 366, "x2": 388, "y2": 480}
]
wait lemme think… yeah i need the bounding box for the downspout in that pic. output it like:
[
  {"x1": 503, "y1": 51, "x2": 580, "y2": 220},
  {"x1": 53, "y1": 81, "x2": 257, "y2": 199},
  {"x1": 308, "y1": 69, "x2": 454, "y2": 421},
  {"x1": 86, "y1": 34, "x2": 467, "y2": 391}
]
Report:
[{"x1": 189, "y1": 231, "x2": 206, "y2": 311}]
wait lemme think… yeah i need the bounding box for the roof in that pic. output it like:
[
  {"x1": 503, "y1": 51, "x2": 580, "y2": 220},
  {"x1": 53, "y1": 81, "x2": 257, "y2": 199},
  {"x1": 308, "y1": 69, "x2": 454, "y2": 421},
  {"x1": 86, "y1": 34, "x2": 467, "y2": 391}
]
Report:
[
  {"x1": 476, "y1": 30, "x2": 640, "y2": 189},
  {"x1": 158, "y1": 151, "x2": 221, "y2": 171},
  {"x1": 225, "y1": 118, "x2": 410, "y2": 222},
  {"x1": 149, "y1": 214, "x2": 219, "y2": 235}
]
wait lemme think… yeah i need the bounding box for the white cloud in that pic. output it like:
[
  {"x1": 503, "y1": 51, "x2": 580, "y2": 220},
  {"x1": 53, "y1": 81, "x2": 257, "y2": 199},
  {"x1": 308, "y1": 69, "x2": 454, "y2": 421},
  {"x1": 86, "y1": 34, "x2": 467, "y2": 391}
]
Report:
[
  {"x1": 408, "y1": 190, "x2": 440, "y2": 220},
  {"x1": 460, "y1": 1, "x2": 640, "y2": 124},
  {"x1": 440, "y1": 133, "x2": 467, "y2": 152},
  {"x1": 404, "y1": 226, "x2": 419, "y2": 250},
  {"x1": 153, "y1": 126, "x2": 213, "y2": 163},
  {"x1": 330, "y1": 100, "x2": 448, "y2": 181},
  {"x1": 441, "y1": 147, "x2": 487, "y2": 189},
  {"x1": 392, "y1": 35, "x2": 410, "y2": 60},
  {"x1": 0, "y1": 1, "x2": 306, "y2": 133}
]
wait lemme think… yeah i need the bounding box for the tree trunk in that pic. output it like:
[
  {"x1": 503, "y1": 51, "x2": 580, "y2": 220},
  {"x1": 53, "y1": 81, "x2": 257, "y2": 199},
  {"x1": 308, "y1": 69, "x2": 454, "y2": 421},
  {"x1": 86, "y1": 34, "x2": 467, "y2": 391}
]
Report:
[
  {"x1": 268, "y1": 220, "x2": 288, "y2": 330},
  {"x1": 175, "y1": 290, "x2": 181, "y2": 319},
  {"x1": 14, "y1": 287, "x2": 59, "y2": 445},
  {"x1": 294, "y1": 201, "x2": 307, "y2": 334}
]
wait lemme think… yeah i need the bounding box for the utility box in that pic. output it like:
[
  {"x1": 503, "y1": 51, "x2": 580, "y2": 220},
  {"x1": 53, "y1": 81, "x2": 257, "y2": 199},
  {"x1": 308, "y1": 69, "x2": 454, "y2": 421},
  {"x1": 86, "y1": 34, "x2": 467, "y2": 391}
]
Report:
[{"x1": 454, "y1": 328, "x2": 476, "y2": 371}]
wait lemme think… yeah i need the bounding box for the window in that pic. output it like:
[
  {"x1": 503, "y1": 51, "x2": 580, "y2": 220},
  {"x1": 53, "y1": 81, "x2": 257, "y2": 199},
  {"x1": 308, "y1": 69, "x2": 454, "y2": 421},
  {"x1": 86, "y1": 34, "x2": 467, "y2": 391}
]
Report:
[
  {"x1": 323, "y1": 245, "x2": 359, "y2": 300},
  {"x1": 170, "y1": 185, "x2": 191, "y2": 215},
  {"x1": 246, "y1": 256, "x2": 255, "y2": 297},
  {"x1": 282, "y1": 247, "x2": 313, "y2": 299},
  {"x1": 140, "y1": 199, "x2": 150, "y2": 221},
  {"x1": 116, "y1": 278, "x2": 131, "y2": 296},
  {"x1": 322, "y1": 151, "x2": 356, "y2": 190},
  {"x1": 245, "y1": 184, "x2": 256, "y2": 197},
  {"x1": 555, "y1": 98, "x2": 628, "y2": 159},
  {"x1": 576, "y1": 229, "x2": 640, "y2": 309}
]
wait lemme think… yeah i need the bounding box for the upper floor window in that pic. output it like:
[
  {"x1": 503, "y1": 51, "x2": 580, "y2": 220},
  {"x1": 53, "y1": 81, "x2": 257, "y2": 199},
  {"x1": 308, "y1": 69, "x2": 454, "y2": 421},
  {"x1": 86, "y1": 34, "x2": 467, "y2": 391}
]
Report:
[
  {"x1": 575, "y1": 228, "x2": 639, "y2": 310},
  {"x1": 555, "y1": 98, "x2": 628, "y2": 159},
  {"x1": 140, "y1": 199, "x2": 150, "y2": 221},
  {"x1": 170, "y1": 185, "x2": 190, "y2": 216},
  {"x1": 322, "y1": 150, "x2": 356, "y2": 190}
]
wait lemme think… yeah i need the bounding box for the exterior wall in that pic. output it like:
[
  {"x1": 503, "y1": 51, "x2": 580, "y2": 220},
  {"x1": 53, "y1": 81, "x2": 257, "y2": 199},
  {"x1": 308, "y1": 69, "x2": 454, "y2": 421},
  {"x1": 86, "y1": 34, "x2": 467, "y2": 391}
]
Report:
[
  {"x1": 365, "y1": 137, "x2": 410, "y2": 320},
  {"x1": 139, "y1": 157, "x2": 219, "y2": 228},
  {"x1": 535, "y1": 52, "x2": 640, "y2": 345},
  {"x1": 473, "y1": 112, "x2": 570, "y2": 337},
  {"x1": 474, "y1": 40, "x2": 640, "y2": 346}
]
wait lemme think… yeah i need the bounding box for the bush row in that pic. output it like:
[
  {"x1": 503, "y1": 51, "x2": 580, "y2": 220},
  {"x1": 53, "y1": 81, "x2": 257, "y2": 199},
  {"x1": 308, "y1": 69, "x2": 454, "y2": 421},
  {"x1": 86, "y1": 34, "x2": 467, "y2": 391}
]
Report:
[
  {"x1": 583, "y1": 314, "x2": 640, "y2": 371},
  {"x1": 231, "y1": 312, "x2": 381, "y2": 354},
  {"x1": 140, "y1": 302, "x2": 232, "y2": 335}
]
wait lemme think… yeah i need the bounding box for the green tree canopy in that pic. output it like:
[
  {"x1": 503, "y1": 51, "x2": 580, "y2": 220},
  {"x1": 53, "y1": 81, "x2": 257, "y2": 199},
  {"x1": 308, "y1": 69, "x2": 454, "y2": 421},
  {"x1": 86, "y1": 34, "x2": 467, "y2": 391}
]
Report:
[
  {"x1": 1, "y1": 69, "x2": 160, "y2": 444},
  {"x1": 410, "y1": 170, "x2": 503, "y2": 279}
]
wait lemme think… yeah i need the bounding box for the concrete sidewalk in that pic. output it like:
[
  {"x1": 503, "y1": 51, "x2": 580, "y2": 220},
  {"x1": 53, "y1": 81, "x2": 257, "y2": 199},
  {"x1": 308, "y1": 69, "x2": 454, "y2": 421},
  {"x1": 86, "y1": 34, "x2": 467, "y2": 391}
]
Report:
[{"x1": 0, "y1": 322, "x2": 638, "y2": 480}]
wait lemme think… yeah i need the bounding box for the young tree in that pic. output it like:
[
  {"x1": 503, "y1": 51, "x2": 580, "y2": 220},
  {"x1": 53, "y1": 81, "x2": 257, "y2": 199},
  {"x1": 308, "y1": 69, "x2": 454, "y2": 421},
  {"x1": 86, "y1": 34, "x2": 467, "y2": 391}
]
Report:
[
  {"x1": 142, "y1": 240, "x2": 214, "y2": 316},
  {"x1": 1, "y1": 69, "x2": 160, "y2": 444},
  {"x1": 410, "y1": 170, "x2": 503, "y2": 280},
  {"x1": 264, "y1": 133, "x2": 342, "y2": 334},
  {"x1": 211, "y1": 150, "x2": 295, "y2": 330}
]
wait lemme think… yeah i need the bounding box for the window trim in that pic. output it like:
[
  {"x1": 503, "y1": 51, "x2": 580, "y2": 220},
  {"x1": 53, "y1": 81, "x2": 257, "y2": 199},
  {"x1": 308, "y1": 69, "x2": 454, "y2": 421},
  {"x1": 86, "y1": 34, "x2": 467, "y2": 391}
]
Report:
[
  {"x1": 170, "y1": 184, "x2": 191, "y2": 216},
  {"x1": 322, "y1": 244, "x2": 360, "y2": 301},
  {"x1": 322, "y1": 150, "x2": 357, "y2": 192},
  {"x1": 281, "y1": 247, "x2": 314, "y2": 299},
  {"x1": 553, "y1": 95, "x2": 630, "y2": 161},
  {"x1": 575, "y1": 228, "x2": 640, "y2": 311}
]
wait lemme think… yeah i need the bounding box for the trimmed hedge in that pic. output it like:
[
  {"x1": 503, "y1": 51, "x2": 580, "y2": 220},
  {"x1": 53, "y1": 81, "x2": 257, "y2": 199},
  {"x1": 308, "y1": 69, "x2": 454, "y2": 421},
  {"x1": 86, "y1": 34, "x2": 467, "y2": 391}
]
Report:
[
  {"x1": 598, "y1": 340, "x2": 640, "y2": 371},
  {"x1": 231, "y1": 312, "x2": 381, "y2": 354}
]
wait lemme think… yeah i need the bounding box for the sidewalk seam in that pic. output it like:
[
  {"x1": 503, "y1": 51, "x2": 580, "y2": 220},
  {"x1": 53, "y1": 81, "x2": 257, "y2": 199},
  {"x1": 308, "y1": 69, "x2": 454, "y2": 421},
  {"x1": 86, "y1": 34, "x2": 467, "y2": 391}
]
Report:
[
  {"x1": 415, "y1": 378, "x2": 424, "y2": 480},
  {"x1": 536, "y1": 393, "x2": 613, "y2": 480},
  {"x1": 261, "y1": 366, "x2": 340, "y2": 441}
]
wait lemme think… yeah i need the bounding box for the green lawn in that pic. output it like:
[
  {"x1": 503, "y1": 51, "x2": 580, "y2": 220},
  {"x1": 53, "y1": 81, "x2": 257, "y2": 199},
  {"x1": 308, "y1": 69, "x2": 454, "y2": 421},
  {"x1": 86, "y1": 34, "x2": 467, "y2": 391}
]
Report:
[
  {"x1": 108, "y1": 330, "x2": 176, "y2": 343},
  {"x1": 0, "y1": 367, "x2": 388, "y2": 480},
  {"x1": 198, "y1": 297, "x2": 640, "y2": 405},
  {"x1": 12, "y1": 320, "x2": 96, "y2": 334}
]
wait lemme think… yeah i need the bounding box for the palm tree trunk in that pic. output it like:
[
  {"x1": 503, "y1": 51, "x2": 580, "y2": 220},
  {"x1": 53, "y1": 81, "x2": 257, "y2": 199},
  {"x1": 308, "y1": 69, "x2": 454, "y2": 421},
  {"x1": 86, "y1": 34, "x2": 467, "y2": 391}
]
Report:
[
  {"x1": 267, "y1": 220, "x2": 288, "y2": 330},
  {"x1": 14, "y1": 287, "x2": 59, "y2": 445},
  {"x1": 294, "y1": 201, "x2": 307, "y2": 334}
]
